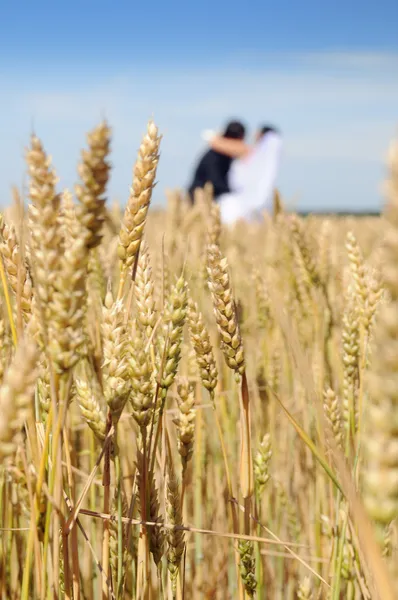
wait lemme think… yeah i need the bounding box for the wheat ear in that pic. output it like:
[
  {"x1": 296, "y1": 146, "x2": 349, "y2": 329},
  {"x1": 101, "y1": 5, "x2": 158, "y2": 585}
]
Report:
[
  {"x1": 0, "y1": 338, "x2": 37, "y2": 460},
  {"x1": 75, "y1": 120, "x2": 112, "y2": 249},
  {"x1": 207, "y1": 243, "x2": 245, "y2": 378},
  {"x1": 26, "y1": 135, "x2": 62, "y2": 330},
  {"x1": 117, "y1": 121, "x2": 161, "y2": 297},
  {"x1": 0, "y1": 218, "x2": 32, "y2": 322}
]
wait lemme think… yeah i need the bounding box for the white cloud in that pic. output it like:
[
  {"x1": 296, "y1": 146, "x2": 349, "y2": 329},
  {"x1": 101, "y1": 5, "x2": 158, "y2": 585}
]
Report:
[
  {"x1": 295, "y1": 50, "x2": 398, "y2": 72},
  {"x1": 285, "y1": 120, "x2": 396, "y2": 162},
  {"x1": 1, "y1": 51, "x2": 397, "y2": 212}
]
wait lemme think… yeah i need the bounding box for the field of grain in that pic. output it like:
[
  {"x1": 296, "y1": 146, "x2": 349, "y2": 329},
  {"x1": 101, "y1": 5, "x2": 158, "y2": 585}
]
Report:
[{"x1": 0, "y1": 119, "x2": 397, "y2": 600}]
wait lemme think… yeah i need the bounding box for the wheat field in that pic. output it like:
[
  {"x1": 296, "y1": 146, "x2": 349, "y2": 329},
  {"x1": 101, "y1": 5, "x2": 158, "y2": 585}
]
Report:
[{"x1": 0, "y1": 119, "x2": 397, "y2": 600}]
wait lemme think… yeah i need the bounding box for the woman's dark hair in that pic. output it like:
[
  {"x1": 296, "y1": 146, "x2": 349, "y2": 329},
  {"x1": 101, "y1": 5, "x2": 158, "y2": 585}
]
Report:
[
  {"x1": 259, "y1": 124, "x2": 279, "y2": 137},
  {"x1": 223, "y1": 120, "x2": 246, "y2": 140}
]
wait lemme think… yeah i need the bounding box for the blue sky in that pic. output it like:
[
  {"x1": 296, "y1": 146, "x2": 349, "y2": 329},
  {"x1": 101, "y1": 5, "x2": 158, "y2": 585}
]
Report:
[{"x1": 1, "y1": 1, "x2": 398, "y2": 211}]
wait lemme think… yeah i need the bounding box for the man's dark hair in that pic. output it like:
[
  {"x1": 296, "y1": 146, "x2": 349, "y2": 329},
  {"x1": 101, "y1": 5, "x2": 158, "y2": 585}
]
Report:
[
  {"x1": 258, "y1": 124, "x2": 279, "y2": 137},
  {"x1": 223, "y1": 120, "x2": 246, "y2": 140}
]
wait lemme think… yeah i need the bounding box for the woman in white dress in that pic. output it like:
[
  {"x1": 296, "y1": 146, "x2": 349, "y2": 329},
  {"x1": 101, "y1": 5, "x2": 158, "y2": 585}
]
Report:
[{"x1": 207, "y1": 125, "x2": 283, "y2": 224}]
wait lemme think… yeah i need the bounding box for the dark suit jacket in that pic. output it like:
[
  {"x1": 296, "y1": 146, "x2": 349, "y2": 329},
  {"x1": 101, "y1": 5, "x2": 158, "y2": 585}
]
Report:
[{"x1": 188, "y1": 149, "x2": 233, "y2": 202}]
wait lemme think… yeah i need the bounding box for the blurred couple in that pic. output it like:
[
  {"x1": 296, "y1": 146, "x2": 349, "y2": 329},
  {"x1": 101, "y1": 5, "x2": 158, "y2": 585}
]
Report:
[{"x1": 188, "y1": 119, "x2": 282, "y2": 224}]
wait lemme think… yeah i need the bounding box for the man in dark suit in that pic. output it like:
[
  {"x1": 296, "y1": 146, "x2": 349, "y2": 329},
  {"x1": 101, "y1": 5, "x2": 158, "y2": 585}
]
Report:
[{"x1": 188, "y1": 120, "x2": 246, "y2": 203}]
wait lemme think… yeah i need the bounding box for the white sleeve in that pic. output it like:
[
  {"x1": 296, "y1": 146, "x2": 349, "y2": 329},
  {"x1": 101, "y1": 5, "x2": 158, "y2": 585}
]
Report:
[{"x1": 200, "y1": 129, "x2": 218, "y2": 142}]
